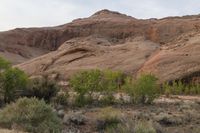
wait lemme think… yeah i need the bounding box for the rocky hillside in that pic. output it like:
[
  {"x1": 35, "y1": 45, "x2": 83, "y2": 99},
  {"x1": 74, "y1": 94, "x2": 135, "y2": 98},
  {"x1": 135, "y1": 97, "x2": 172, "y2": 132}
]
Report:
[{"x1": 0, "y1": 9, "x2": 200, "y2": 82}]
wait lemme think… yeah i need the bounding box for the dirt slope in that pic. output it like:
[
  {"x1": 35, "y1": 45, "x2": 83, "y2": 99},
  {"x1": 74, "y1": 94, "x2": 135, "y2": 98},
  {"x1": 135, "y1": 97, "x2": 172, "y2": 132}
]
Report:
[{"x1": 0, "y1": 9, "x2": 200, "y2": 82}]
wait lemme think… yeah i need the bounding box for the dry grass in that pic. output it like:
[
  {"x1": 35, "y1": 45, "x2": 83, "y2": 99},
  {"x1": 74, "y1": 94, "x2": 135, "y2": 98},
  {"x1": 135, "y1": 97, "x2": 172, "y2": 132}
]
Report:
[{"x1": 0, "y1": 129, "x2": 26, "y2": 133}]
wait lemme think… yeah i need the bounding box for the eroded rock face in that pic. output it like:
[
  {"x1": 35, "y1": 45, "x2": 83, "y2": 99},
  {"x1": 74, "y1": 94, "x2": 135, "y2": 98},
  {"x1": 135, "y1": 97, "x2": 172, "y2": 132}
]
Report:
[{"x1": 0, "y1": 9, "x2": 199, "y2": 82}]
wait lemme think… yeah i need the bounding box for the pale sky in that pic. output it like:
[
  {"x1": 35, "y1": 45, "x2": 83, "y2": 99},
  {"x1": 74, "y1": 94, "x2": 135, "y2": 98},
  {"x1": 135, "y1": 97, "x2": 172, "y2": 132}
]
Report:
[{"x1": 1, "y1": 0, "x2": 200, "y2": 31}]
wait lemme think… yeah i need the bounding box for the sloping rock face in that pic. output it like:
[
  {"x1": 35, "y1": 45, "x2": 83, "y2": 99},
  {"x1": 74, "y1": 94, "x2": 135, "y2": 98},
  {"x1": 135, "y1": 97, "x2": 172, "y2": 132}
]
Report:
[{"x1": 1, "y1": 9, "x2": 200, "y2": 82}]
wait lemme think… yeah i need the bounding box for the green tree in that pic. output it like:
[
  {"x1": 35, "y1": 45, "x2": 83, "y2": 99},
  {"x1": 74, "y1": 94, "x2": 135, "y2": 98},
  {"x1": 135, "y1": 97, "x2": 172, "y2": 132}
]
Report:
[
  {"x1": 134, "y1": 74, "x2": 159, "y2": 104},
  {"x1": 69, "y1": 69, "x2": 103, "y2": 106},
  {"x1": 0, "y1": 68, "x2": 29, "y2": 103},
  {"x1": 124, "y1": 74, "x2": 159, "y2": 104}
]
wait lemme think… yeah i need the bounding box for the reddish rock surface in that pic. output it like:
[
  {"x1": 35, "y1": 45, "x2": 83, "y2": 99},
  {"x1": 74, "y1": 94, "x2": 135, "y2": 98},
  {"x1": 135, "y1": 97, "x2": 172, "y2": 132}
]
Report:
[{"x1": 0, "y1": 9, "x2": 199, "y2": 82}]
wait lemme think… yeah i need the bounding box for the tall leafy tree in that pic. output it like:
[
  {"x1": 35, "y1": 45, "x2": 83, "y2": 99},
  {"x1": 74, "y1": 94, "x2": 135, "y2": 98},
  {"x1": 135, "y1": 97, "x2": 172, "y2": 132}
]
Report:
[{"x1": 0, "y1": 56, "x2": 29, "y2": 103}]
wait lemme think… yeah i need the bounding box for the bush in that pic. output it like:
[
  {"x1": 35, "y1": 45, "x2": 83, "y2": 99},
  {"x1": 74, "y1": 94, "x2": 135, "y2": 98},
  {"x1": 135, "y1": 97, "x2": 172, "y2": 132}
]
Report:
[
  {"x1": 105, "y1": 118, "x2": 134, "y2": 133},
  {"x1": 99, "y1": 95, "x2": 115, "y2": 105},
  {"x1": 162, "y1": 80, "x2": 200, "y2": 96},
  {"x1": 96, "y1": 107, "x2": 121, "y2": 131},
  {"x1": 0, "y1": 68, "x2": 29, "y2": 103},
  {"x1": 124, "y1": 74, "x2": 159, "y2": 104},
  {"x1": 53, "y1": 91, "x2": 69, "y2": 105},
  {"x1": 134, "y1": 120, "x2": 156, "y2": 133},
  {"x1": 0, "y1": 56, "x2": 11, "y2": 70},
  {"x1": 0, "y1": 97, "x2": 61, "y2": 133},
  {"x1": 105, "y1": 119, "x2": 156, "y2": 133},
  {"x1": 27, "y1": 76, "x2": 59, "y2": 103}
]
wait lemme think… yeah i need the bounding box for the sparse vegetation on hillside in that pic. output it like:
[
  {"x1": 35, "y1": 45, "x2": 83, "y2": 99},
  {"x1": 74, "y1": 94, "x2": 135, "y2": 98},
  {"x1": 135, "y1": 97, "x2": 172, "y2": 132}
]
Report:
[{"x1": 0, "y1": 97, "x2": 61, "y2": 133}]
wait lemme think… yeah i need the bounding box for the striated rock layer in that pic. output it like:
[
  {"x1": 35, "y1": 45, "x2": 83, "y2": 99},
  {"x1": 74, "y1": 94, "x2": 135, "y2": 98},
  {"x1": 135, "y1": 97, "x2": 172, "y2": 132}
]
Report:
[{"x1": 0, "y1": 9, "x2": 200, "y2": 82}]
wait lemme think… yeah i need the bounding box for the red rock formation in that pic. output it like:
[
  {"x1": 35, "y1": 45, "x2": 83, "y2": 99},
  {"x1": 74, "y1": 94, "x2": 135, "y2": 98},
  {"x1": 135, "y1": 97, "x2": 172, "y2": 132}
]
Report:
[{"x1": 0, "y1": 9, "x2": 199, "y2": 82}]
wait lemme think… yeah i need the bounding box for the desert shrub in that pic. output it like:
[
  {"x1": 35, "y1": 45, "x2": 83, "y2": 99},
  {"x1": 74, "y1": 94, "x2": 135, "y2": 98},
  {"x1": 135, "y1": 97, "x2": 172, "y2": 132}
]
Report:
[
  {"x1": 27, "y1": 76, "x2": 59, "y2": 102},
  {"x1": 162, "y1": 80, "x2": 200, "y2": 96},
  {"x1": 105, "y1": 118, "x2": 134, "y2": 133},
  {"x1": 0, "y1": 97, "x2": 61, "y2": 133},
  {"x1": 53, "y1": 91, "x2": 69, "y2": 105},
  {"x1": 0, "y1": 68, "x2": 29, "y2": 103},
  {"x1": 169, "y1": 81, "x2": 185, "y2": 95},
  {"x1": 162, "y1": 81, "x2": 184, "y2": 96},
  {"x1": 122, "y1": 77, "x2": 134, "y2": 102},
  {"x1": 162, "y1": 82, "x2": 172, "y2": 97},
  {"x1": 96, "y1": 107, "x2": 122, "y2": 131},
  {"x1": 124, "y1": 74, "x2": 159, "y2": 104},
  {"x1": 73, "y1": 93, "x2": 93, "y2": 107},
  {"x1": 186, "y1": 83, "x2": 200, "y2": 95},
  {"x1": 99, "y1": 95, "x2": 115, "y2": 105},
  {"x1": 0, "y1": 56, "x2": 11, "y2": 70},
  {"x1": 134, "y1": 120, "x2": 156, "y2": 133},
  {"x1": 105, "y1": 119, "x2": 157, "y2": 133}
]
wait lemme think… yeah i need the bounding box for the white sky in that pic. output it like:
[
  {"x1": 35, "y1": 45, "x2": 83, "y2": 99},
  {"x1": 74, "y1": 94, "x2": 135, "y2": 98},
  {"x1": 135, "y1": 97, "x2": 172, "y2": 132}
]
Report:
[{"x1": 0, "y1": 0, "x2": 200, "y2": 31}]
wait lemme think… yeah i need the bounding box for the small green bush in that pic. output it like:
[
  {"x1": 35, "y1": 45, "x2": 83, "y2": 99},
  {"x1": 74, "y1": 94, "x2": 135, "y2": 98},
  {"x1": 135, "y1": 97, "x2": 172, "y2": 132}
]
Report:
[
  {"x1": 135, "y1": 120, "x2": 156, "y2": 133},
  {"x1": 0, "y1": 68, "x2": 29, "y2": 103},
  {"x1": 105, "y1": 119, "x2": 156, "y2": 133},
  {"x1": 105, "y1": 118, "x2": 134, "y2": 133},
  {"x1": 27, "y1": 76, "x2": 59, "y2": 102},
  {"x1": 96, "y1": 107, "x2": 121, "y2": 131},
  {"x1": 0, "y1": 97, "x2": 61, "y2": 133},
  {"x1": 0, "y1": 56, "x2": 11, "y2": 70}
]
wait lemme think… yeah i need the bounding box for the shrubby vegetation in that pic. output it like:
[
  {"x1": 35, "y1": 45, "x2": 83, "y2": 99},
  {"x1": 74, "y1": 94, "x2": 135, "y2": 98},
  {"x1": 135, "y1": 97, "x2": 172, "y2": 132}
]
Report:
[
  {"x1": 0, "y1": 57, "x2": 60, "y2": 104},
  {"x1": 105, "y1": 119, "x2": 156, "y2": 133},
  {"x1": 123, "y1": 74, "x2": 159, "y2": 104},
  {"x1": 96, "y1": 107, "x2": 122, "y2": 131},
  {"x1": 0, "y1": 97, "x2": 61, "y2": 133},
  {"x1": 163, "y1": 80, "x2": 200, "y2": 96},
  {"x1": 0, "y1": 68, "x2": 29, "y2": 103},
  {"x1": 53, "y1": 91, "x2": 69, "y2": 106},
  {"x1": 70, "y1": 69, "x2": 127, "y2": 106},
  {"x1": 134, "y1": 120, "x2": 156, "y2": 133},
  {"x1": 0, "y1": 56, "x2": 11, "y2": 70},
  {"x1": 0, "y1": 57, "x2": 62, "y2": 132},
  {"x1": 26, "y1": 76, "x2": 60, "y2": 103},
  {"x1": 70, "y1": 69, "x2": 160, "y2": 106},
  {"x1": 0, "y1": 57, "x2": 29, "y2": 103}
]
